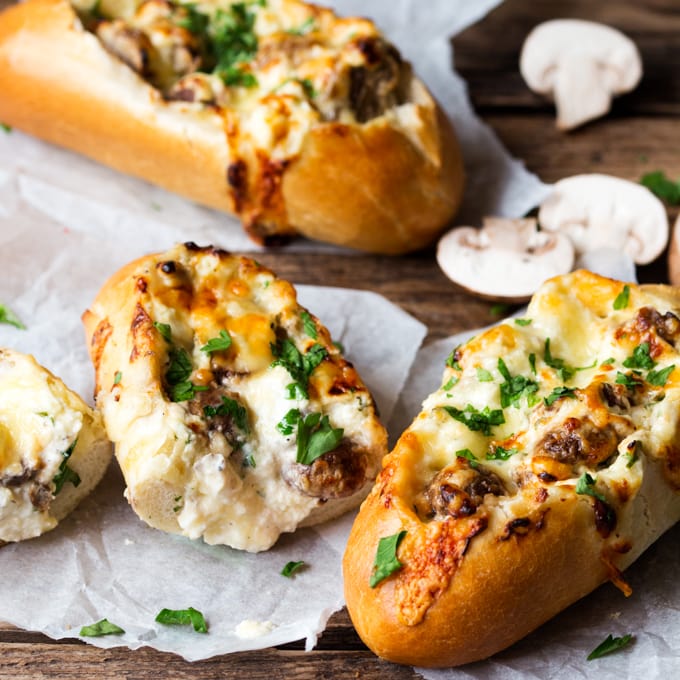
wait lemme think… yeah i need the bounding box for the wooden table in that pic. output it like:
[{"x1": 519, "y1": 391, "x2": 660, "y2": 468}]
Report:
[{"x1": 2, "y1": 0, "x2": 679, "y2": 677}]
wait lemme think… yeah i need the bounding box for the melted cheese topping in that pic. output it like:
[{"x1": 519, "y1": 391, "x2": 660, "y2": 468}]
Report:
[
  {"x1": 0, "y1": 350, "x2": 91, "y2": 541},
  {"x1": 379, "y1": 271, "x2": 680, "y2": 612},
  {"x1": 73, "y1": 0, "x2": 414, "y2": 235},
  {"x1": 96, "y1": 244, "x2": 386, "y2": 551}
]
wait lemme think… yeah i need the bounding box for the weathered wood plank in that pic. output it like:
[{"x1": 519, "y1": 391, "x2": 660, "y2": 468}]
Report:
[{"x1": 453, "y1": 0, "x2": 680, "y2": 115}]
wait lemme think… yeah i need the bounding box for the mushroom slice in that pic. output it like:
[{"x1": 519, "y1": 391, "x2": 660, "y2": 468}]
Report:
[
  {"x1": 436, "y1": 217, "x2": 575, "y2": 303},
  {"x1": 520, "y1": 19, "x2": 642, "y2": 130},
  {"x1": 539, "y1": 174, "x2": 669, "y2": 265}
]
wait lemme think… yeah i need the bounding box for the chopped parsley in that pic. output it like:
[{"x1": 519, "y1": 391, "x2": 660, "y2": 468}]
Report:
[
  {"x1": 287, "y1": 16, "x2": 315, "y2": 35},
  {"x1": 203, "y1": 396, "x2": 249, "y2": 432},
  {"x1": 210, "y1": 2, "x2": 260, "y2": 86},
  {"x1": 647, "y1": 364, "x2": 675, "y2": 386},
  {"x1": 613, "y1": 285, "x2": 630, "y2": 310},
  {"x1": 153, "y1": 321, "x2": 172, "y2": 343},
  {"x1": 626, "y1": 442, "x2": 640, "y2": 468},
  {"x1": 369, "y1": 530, "x2": 406, "y2": 588},
  {"x1": 615, "y1": 372, "x2": 638, "y2": 388},
  {"x1": 514, "y1": 318, "x2": 532, "y2": 326},
  {"x1": 295, "y1": 412, "x2": 343, "y2": 465},
  {"x1": 285, "y1": 382, "x2": 307, "y2": 400},
  {"x1": 298, "y1": 77, "x2": 316, "y2": 99},
  {"x1": 476, "y1": 367, "x2": 493, "y2": 382},
  {"x1": 602, "y1": 357, "x2": 616, "y2": 366},
  {"x1": 155, "y1": 607, "x2": 208, "y2": 633},
  {"x1": 455, "y1": 448, "x2": 478, "y2": 468},
  {"x1": 220, "y1": 67, "x2": 258, "y2": 87},
  {"x1": 53, "y1": 439, "x2": 81, "y2": 494},
  {"x1": 79, "y1": 619, "x2": 125, "y2": 637},
  {"x1": 200, "y1": 329, "x2": 232, "y2": 354},
  {"x1": 528, "y1": 353, "x2": 537, "y2": 375},
  {"x1": 543, "y1": 386, "x2": 576, "y2": 407},
  {"x1": 176, "y1": 1, "x2": 263, "y2": 88},
  {"x1": 113, "y1": 371, "x2": 122, "y2": 385},
  {"x1": 165, "y1": 347, "x2": 208, "y2": 402},
  {"x1": 277, "y1": 408, "x2": 301, "y2": 436},
  {"x1": 175, "y1": 4, "x2": 210, "y2": 34},
  {"x1": 442, "y1": 404, "x2": 505, "y2": 436},
  {"x1": 0, "y1": 123, "x2": 11, "y2": 133},
  {"x1": 587, "y1": 633, "x2": 634, "y2": 660},
  {"x1": 489, "y1": 303, "x2": 510, "y2": 317},
  {"x1": 623, "y1": 342, "x2": 656, "y2": 370},
  {"x1": 271, "y1": 338, "x2": 327, "y2": 399},
  {"x1": 640, "y1": 170, "x2": 680, "y2": 205},
  {"x1": 281, "y1": 560, "x2": 306, "y2": 578},
  {"x1": 575, "y1": 472, "x2": 606, "y2": 503},
  {"x1": 445, "y1": 345, "x2": 462, "y2": 370},
  {"x1": 300, "y1": 311, "x2": 318, "y2": 339},
  {"x1": 442, "y1": 376, "x2": 459, "y2": 391},
  {"x1": 486, "y1": 445, "x2": 519, "y2": 461},
  {"x1": 497, "y1": 358, "x2": 539, "y2": 408},
  {"x1": 544, "y1": 338, "x2": 576, "y2": 382},
  {"x1": 0, "y1": 304, "x2": 25, "y2": 329}
]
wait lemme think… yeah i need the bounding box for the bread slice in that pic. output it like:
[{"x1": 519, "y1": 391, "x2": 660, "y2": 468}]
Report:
[
  {"x1": 0, "y1": 348, "x2": 112, "y2": 543},
  {"x1": 83, "y1": 243, "x2": 387, "y2": 552}
]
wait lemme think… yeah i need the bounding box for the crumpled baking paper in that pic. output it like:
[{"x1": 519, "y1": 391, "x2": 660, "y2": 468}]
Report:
[
  {"x1": 385, "y1": 255, "x2": 680, "y2": 680},
  {"x1": 0, "y1": 0, "x2": 554, "y2": 662}
]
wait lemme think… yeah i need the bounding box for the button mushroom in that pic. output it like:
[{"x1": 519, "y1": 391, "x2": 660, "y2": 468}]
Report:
[
  {"x1": 538, "y1": 174, "x2": 669, "y2": 265},
  {"x1": 520, "y1": 19, "x2": 642, "y2": 130},
  {"x1": 436, "y1": 217, "x2": 575, "y2": 303}
]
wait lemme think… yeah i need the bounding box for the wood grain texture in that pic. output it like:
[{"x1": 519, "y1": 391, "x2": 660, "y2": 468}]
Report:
[{"x1": 1, "y1": 0, "x2": 678, "y2": 677}]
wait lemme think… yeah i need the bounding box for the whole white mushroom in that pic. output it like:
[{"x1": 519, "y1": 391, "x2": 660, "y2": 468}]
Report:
[
  {"x1": 538, "y1": 174, "x2": 668, "y2": 265},
  {"x1": 520, "y1": 19, "x2": 642, "y2": 130}
]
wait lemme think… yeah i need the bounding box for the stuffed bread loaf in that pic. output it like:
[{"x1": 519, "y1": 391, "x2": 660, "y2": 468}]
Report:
[
  {"x1": 0, "y1": 0, "x2": 464, "y2": 253},
  {"x1": 344, "y1": 270, "x2": 680, "y2": 667},
  {"x1": 82, "y1": 243, "x2": 387, "y2": 552}
]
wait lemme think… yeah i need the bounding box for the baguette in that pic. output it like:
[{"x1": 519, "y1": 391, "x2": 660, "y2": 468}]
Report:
[
  {"x1": 343, "y1": 270, "x2": 680, "y2": 667},
  {"x1": 82, "y1": 242, "x2": 387, "y2": 551},
  {"x1": 0, "y1": 348, "x2": 112, "y2": 543},
  {"x1": 0, "y1": 0, "x2": 464, "y2": 254}
]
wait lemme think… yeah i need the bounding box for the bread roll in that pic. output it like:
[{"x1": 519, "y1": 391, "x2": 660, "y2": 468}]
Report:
[
  {"x1": 82, "y1": 242, "x2": 387, "y2": 551},
  {"x1": 344, "y1": 270, "x2": 680, "y2": 666},
  {"x1": 0, "y1": 0, "x2": 464, "y2": 253},
  {"x1": 0, "y1": 348, "x2": 112, "y2": 543}
]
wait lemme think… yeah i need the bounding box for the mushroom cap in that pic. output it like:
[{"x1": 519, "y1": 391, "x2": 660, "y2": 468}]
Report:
[
  {"x1": 520, "y1": 19, "x2": 642, "y2": 129},
  {"x1": 436, "y1": 217, "x2": 575, "y2": 303},
  {"x1": 538, "y1": 174, "x2": 669, "y2": 265}
]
